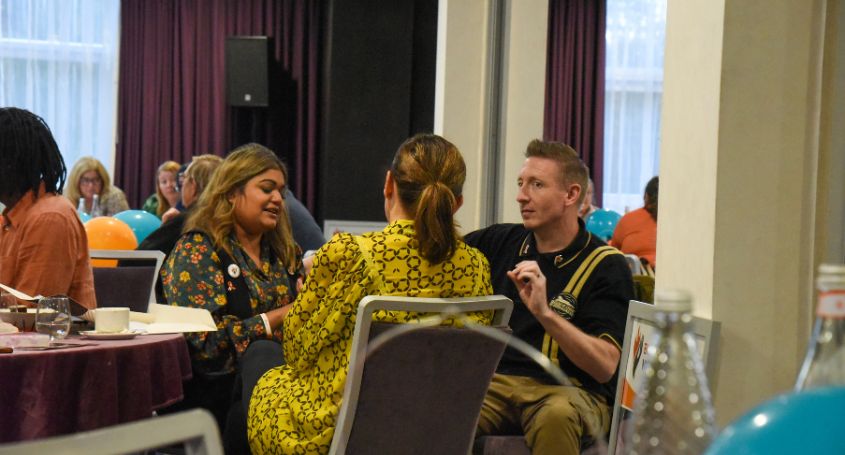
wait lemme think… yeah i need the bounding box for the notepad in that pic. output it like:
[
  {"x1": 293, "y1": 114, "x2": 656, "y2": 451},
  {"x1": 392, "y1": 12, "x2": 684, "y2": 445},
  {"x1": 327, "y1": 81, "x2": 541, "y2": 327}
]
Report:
[{"x1": 129, "y1": 303, "x2": 217, "y2": 334}]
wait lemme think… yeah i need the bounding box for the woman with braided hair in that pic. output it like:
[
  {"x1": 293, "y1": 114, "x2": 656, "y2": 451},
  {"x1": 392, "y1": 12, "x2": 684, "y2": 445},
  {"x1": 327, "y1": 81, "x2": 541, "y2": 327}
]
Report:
[{"x1": 244, "y1": 134, "x2": 494, "y2": 454}]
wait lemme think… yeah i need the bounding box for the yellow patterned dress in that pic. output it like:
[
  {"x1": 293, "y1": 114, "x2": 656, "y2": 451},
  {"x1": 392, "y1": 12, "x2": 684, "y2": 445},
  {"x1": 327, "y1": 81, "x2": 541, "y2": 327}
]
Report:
[{"x1": 247, "y1": 220, "x2": 494, "y2": 454}]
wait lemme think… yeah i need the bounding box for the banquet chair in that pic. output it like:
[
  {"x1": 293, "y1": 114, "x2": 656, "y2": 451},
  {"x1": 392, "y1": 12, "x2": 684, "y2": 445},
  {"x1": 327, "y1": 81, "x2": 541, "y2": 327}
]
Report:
[
  {"x1": 328, "y1": 295, "x2": 514, "y2": 455},
  {"x1": 0, "y1": 409, "x2": 222, "y2": 455},
  {"x1": 623, "y1": 254, "x2": 644, "y2": 275},
  {"x1": 90, "y1": 249, "x2": 165, "y2": 312}
]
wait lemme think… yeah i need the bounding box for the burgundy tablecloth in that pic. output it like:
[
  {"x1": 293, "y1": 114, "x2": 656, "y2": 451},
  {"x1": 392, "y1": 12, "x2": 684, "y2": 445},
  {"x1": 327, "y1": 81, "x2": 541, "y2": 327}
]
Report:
[{"x1": 0, "y1": 333, "x2": 192, "y2": 442}]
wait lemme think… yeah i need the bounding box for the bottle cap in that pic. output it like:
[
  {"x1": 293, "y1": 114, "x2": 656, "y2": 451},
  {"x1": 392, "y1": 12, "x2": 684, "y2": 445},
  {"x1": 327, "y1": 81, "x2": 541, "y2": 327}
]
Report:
[
  {"x1": 818, "y1": 264, "x2": 845, "y2": 287},
  {"x1": 654, "y1": 288, "x2": 693, "y2": 312}
]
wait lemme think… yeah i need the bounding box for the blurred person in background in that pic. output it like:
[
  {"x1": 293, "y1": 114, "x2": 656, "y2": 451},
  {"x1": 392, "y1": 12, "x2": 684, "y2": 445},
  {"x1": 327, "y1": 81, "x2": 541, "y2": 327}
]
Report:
[
  {"x1": 284, "y1": 188, "x2": 324, "y2": 253},
  {"x1": 160, "y1": 162, "x2": 190, "y2": 223},
  {"x1": 137, "y1": 154, "x2": 223, "y2": 302},
  {"x1": 609, "y1": 176, "x2": 658, "y2": 268},
  {"x1": 65, "y1": 156, "x2": 129, "y2": 217},
  {"x1": 142, "y1": 160, "x2": 180, "y2": 218},
  {"x1": 578, "y1": 177, "x2": 598, "y2": 219},
  {"x1": 138, "y1": 154, "x2": 223, "y2": 259}
]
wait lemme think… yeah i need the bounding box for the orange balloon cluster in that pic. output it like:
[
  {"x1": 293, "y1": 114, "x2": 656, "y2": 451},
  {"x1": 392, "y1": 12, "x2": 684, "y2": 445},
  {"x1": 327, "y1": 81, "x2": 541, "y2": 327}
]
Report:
[{"x1": 84, "y1": 217, "x2": 138, "y2": 267}]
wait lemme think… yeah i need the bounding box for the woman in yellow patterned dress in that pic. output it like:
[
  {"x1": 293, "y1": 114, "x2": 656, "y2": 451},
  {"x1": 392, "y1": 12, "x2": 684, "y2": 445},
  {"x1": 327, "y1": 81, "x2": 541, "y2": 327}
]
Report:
[{"x1": 247, "y1": 134, "x2": 494, "y2": 454}]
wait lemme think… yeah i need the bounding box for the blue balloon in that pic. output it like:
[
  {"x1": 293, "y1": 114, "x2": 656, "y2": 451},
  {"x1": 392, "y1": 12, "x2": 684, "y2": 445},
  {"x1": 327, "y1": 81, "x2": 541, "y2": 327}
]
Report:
[
  {"x1": 705, "y1": 386, "x2": 845, "y2": 454},
  {"x1": 585, "y1": 209, "x2": 621, "y2": 241},
  {"x1": 113, "y1": 210, "x2": 162, "y2": 244},
  {"x1": 78, "y1": 212, "x2": 92, "y2": 223}
]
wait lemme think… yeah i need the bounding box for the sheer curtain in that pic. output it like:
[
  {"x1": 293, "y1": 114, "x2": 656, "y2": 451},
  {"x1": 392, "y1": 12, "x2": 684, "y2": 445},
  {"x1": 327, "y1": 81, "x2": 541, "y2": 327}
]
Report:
[
  {"x1": 602, "y1": 0, "x2": 666, "y2": 214},
  {"x1": 0, "y1": 0, "x2": 120, "y2": 177}
]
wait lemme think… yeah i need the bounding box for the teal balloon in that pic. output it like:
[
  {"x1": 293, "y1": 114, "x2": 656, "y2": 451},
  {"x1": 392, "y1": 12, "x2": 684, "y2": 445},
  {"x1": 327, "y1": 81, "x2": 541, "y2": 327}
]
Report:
[
  {"x1": 78, "y1": 212, "x2": 92, "y2": 223},
  {"x1": 113, "y1": 209, "x2": 161, "y2": 244},
  {"x1": 705, "y1": 387, "x2": 845, "y2": 455},
  {"x1": 585, "y1": 209, "x2": 621, "y2": 241}
]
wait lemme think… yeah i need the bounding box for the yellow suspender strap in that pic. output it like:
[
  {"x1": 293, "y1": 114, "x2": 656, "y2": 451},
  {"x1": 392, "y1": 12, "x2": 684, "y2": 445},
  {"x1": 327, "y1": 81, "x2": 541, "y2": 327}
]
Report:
[{"x1": 545, "y1": 246, "x2": 621, "y2": 366}]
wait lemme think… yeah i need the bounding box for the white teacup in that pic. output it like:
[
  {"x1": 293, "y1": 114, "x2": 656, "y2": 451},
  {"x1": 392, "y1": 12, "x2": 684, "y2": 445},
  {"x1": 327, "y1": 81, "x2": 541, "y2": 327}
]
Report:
[{"x1": 95, "y1": 307, "x2": 130, "y2": 333}]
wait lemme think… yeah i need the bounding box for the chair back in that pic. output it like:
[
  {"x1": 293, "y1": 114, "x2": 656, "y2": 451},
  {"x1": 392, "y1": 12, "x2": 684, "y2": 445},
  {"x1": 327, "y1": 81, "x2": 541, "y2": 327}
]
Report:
[
  {"x1": 329, "y1": 295, "x2": 513, "y2": 455},
  {"x1": 90, "y1": 249, "x2": 165, "y2": 312},
  {"x1": 0, "y1": 409, "x2": 222, "y2": 455}
]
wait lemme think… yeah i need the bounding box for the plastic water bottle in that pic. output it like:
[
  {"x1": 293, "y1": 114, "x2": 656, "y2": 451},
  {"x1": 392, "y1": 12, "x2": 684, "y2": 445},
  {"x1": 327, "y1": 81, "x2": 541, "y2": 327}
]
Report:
[
  {"x1": 91, "y1": 194, "x2": 102, "y2": 217},
  {"x1": 77, "y1": 197, "x2": 87, "y2": 215},
  {"x1": 625, "y1": 289, "x2": 717, "y2": 455},
  {"x1": 795, "y1": 264, "x2": 845, "y2": 390}
]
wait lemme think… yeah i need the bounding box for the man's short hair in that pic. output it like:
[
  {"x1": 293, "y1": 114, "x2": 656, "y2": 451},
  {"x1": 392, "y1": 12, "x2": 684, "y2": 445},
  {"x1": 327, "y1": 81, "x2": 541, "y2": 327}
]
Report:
[{"x1": 525, "y1": 139, "x2": 589, "y2": 204}]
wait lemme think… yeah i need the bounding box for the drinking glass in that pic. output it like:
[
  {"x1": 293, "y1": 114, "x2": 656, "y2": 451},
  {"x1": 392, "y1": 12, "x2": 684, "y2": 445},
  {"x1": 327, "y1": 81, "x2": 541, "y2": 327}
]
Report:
[{"x1": 35, "y1": 296, "x2": 71, "y2": 341}]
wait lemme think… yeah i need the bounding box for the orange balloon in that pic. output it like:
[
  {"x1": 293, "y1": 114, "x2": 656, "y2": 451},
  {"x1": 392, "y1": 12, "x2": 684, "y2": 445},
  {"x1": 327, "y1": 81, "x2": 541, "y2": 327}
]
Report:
[{"x1": 84, "y1": 217, "x2": 138, "y2": 267}]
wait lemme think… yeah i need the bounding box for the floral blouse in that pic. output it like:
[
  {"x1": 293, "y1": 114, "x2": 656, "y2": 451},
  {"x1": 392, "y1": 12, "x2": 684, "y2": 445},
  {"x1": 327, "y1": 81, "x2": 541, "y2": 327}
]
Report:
[
  {"x1": 162, "y1": 232, "x2": 303, "y2": 376},
  {"x1": 247, "y1": 220, "x2": 494, "y2": 454}
]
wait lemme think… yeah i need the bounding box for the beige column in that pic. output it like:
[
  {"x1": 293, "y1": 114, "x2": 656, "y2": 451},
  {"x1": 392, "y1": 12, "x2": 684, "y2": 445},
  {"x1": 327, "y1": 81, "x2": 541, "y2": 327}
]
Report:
[
  {"x1": 434, "y1": 0, "x2": 492, "y2": 232},
  {"x1": 658, "y1": 0, "x2": 833, "y2": 424},
  {"x1": 434, "y1": 0, "x2": 548, "y2": 231},
  {"x1": 498, "y1": 0, "x2": 549, "y2": 223}
]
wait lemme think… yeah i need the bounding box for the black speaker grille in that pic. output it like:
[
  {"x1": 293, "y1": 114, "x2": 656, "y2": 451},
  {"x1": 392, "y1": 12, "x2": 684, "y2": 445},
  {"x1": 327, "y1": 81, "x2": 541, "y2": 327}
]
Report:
[{"x1": 225, "y1": 36, "x2": 270, "y2": 107}]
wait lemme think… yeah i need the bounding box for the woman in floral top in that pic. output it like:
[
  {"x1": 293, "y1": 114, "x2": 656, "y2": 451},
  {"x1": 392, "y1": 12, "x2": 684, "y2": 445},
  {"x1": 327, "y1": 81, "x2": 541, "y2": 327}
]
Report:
[
  {"x1": 161, "y1": 143, "x2": 302, "y2": 427},
  {"x1": 246, "y1": 134, "x2": 494, "y2": 454}
]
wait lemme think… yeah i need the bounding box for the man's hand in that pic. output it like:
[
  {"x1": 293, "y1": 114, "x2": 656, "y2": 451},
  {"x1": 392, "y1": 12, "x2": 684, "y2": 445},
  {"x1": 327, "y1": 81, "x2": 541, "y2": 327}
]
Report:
[
  {"x1": 507, "y1": 260, "x2": 620, "y2": 383},
  {"x1": 507, "y1": 260, "x2": 552, "y2": 319}
]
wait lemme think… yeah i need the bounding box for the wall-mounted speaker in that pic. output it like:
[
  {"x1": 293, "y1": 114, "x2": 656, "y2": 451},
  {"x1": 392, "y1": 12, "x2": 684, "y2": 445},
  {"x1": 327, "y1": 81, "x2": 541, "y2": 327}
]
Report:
[{"x1": 225, "y1": 36, "x2": 271, "y2": 107}]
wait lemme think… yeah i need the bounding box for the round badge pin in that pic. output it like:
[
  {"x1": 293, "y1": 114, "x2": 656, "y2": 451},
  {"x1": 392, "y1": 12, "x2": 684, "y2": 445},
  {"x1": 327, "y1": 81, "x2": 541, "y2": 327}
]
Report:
[{"x1": 227, "y1": 264, "x2": 241, "y2": 278}]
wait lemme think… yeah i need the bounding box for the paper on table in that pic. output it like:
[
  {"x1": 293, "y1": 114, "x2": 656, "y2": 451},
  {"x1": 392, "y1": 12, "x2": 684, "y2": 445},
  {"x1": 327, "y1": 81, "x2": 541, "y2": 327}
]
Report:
[
  {"x1": 129, "y1": 303, "x2": 217, "y2": 334},
  {"x1": 0, "y1": 283, "x2": 216, "y2": 334},
  {"x1": 0, "y1": 283, "x2": 42, "y2": 301},
  {"x1": 0, "y1": 283, "x2": 89, "y2": 316}
]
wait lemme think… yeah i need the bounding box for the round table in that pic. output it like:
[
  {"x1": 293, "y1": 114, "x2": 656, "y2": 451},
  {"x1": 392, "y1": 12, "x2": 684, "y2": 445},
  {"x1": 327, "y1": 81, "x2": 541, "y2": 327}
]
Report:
[{"x1": 0, "y1": 333, "x2": 191, "y2": 442}]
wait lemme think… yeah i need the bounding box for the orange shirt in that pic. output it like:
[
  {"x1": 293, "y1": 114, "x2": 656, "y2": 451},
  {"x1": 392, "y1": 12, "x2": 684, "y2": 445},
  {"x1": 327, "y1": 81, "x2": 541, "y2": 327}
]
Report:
[
  {"x1": 0, "y1": 185, "x2": 96, "y2": 309},
  {"x1": 609, "y1": 207, "x2": 657, "y2": 267}
]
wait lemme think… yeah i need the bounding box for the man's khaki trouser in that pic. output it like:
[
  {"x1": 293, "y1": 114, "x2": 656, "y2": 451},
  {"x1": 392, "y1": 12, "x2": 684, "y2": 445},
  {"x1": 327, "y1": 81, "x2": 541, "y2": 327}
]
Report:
[{"x1": 476, "y1": 374, "x2": 611, "y2": 455}]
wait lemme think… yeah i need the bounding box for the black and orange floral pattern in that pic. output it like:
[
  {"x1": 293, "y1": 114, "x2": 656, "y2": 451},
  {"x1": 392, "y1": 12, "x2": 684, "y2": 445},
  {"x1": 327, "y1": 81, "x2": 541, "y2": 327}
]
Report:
[{"x1": 162, "y1": 232, "x2": 302, "y2": 376}]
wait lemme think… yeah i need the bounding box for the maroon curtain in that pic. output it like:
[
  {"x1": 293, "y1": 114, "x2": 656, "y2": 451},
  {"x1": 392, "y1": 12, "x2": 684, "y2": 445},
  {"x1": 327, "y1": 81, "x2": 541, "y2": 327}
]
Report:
[
  {"x1": 115, "y1": 0, "x2": 322, "y2": 210},
  {"x1": 543, "y1": 0, "x2": 606, "y2": 205}
]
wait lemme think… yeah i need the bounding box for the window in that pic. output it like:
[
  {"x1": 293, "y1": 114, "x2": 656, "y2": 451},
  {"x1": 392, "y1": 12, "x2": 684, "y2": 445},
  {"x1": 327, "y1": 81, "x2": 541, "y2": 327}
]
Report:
[
  {"x1": 0, "y1": 0, "x2": 120, "y2": 177},
  {"x1": 603, "y1": 0, "x2": 666, "y2": 214}
]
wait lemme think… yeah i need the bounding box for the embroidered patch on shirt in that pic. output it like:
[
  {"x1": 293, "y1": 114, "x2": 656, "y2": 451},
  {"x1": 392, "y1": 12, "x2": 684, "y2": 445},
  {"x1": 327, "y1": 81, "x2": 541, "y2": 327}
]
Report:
[
  {"x1": 549, "y1": 292, "x2": 577, "y2": 320},
  {"x1": 227, "y1": 263, "x2": 241, "y2": 278}
]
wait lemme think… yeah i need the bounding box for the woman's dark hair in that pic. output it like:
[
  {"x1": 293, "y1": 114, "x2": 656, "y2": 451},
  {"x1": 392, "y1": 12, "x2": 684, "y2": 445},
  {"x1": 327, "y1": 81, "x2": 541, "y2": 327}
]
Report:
[
  {"x1": 0, "y1": 108, "x2": 67, "y2": 201},
  {"x1": 644, "y1": 176, "x2": 659, "y2": 220},
  {"x1": 390, "y1": 134, "x2": 466, "y2": 264}
]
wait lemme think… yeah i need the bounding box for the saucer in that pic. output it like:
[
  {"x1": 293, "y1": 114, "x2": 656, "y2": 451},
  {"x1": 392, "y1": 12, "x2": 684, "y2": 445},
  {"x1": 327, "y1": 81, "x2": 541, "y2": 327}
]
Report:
[{"x1": 79, "y1": 330, "x2": 140, "y2": 340}]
